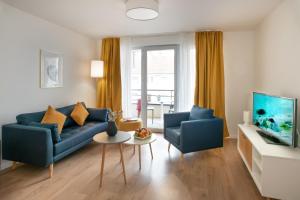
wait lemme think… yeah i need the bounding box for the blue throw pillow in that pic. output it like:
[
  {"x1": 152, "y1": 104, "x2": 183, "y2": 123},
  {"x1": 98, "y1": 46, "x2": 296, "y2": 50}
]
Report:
[
  {"x1": 16, "y1": 111, "x2": 46, "y2": 125},
  {"x1": 189, "y1": 105, "x2": 214, "y2": 120},
  {"x1": 29, "y1": 122, "x2": 61, "y2": 143},
  {"x1": 87, "y1": 108, "x2": 108, "y2": 122}
]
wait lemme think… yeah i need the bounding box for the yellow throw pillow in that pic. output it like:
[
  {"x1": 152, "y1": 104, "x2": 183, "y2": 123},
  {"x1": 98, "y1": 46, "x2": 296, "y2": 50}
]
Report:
[
  {"x1": 41, "y1": 106, "x2": 67, "y2": 134},
  {"x1": 71, "y1": 102, "x2": 89, "y2": 126}
]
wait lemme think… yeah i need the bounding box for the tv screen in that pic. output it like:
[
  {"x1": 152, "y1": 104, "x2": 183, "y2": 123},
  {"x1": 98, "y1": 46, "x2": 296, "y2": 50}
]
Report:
[{"x1": 253, "y1": 92, "x2": 297, "y2": 146}]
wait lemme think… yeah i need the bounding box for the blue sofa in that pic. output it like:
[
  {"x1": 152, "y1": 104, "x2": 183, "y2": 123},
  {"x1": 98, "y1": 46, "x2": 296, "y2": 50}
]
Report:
[
  {"x1": 164, "y1": 106, "x2": 223, "y2": 155},
  {"x1": 2, "y1": 104, "x2": 108, "y2": 176}
]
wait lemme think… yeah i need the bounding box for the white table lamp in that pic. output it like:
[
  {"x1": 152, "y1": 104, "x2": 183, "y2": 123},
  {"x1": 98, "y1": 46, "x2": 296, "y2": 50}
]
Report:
[{"x1": 243, "y1": 111, "x2": 251, "y2": 126}]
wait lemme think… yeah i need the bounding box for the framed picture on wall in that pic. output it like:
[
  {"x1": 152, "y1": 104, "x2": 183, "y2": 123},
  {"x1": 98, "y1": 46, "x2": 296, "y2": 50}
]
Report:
[{"x1": 40, "y1": 50, "x2": 63, "y2": 88}]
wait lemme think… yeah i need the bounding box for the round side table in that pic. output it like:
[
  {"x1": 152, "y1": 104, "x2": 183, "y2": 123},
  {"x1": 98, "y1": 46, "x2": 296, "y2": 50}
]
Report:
[
  {"x1": 125, "y1": 132, "x2": 157, "y2": 170},
  {"x1": 93, "y1": 132, "x2": 131, "y2": 187}
]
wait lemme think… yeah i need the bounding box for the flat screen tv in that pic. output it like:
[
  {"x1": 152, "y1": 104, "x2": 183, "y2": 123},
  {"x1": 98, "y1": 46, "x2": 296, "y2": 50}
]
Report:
[{"x1": 253, "y1": 92, "x2": 297, "y2": 147}]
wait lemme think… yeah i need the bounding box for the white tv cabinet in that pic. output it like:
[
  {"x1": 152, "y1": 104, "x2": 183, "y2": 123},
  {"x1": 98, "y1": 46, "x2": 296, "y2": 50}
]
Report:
[{"x1": 238, "y1": 124, "x2": 300, "y2": 200}]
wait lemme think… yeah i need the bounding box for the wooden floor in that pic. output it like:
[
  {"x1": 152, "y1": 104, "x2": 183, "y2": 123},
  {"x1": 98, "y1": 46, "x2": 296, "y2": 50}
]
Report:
[{"x1": 0, "y1": 135, "x2": 264, "y2": 200}]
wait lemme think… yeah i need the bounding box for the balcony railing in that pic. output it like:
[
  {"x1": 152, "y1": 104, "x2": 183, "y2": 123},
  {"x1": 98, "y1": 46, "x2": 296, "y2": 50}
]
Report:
[{"x1": 131, "y1": 89, "x2": 174, "y2": 106}]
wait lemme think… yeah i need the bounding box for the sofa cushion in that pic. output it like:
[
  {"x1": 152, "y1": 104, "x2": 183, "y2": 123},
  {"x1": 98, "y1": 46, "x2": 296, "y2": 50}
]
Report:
[
  {"x1": 16, "y1": 103, "x2": 87, "y2": 128},
  {"x1": 41, "y1": 106, "x2": 67, "y2": 134},
  {"x1": 29, "y1": 122, "x2": 61, "y2": 143},
  {"x1": 54, "y1": 122, "x2": 107, "y2": 155},
  {"x1": 16, "y1": 111, "x2": 46, "y2": 125},
  {"x1": 71, "y1": 102, "x2": 89, "y2": 126},
  {"x1": 57, "y1": 103, "x2": 87, "y2": 128},
  {"x1": 189, "y1": 105, "x2": 214, "y2": 120},
  {"x1": 56, "y1": 104, "x2": 75, "y2": 128},
  {"x1": 87, "y1": 108, "x2": 108, "y2": 122},
  {"x1": 166, "y1": 127, "x2": 181, "y2": 145}
]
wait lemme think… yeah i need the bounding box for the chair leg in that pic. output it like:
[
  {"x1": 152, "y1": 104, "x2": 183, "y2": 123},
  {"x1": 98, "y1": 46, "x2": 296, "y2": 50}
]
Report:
[
  {"x1": 168, "y1": 143, "x2": 171, "y2": 152},
  {"x1": 181, "y1": 153, "x2": 184, "y2": 160},
  {"x1": 49, "y1": 164, "x2": 53, "y2": 178},
  {"x1": 149, "y1": 143, "x2": 154, "y2": 160},
  {"x1": 152, "y1": 110, "x2": 154, "y2": 124},
  {"x1": 11, "y1": 161, "x2": 17, "y2": 170}
]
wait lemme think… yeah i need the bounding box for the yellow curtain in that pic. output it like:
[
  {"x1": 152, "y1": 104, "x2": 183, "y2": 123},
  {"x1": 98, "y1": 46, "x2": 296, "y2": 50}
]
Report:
[
  {"x1": 194, "y1": 31, "x2": 229, "y2": 138},
  {"x1": 97, "y1": 38, "x2": 122, "y2": 114}
]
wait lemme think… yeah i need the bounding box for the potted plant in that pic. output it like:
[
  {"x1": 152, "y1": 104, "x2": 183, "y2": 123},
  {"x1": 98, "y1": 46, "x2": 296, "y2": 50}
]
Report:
[{"x1": 106, "y1": 109, "x2": 122, "y2": 137}]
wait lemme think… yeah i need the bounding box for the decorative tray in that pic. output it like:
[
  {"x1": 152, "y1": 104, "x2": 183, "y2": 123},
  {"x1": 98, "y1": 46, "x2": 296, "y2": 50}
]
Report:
[{"x1": 134, "y1": 134, "x2": 152, "y2": 140}]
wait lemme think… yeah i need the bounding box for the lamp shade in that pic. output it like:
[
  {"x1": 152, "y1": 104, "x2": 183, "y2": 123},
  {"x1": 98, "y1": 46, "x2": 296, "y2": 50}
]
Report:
[
  {"x1": 91, "y1": 60, "x2": 104, "y2": 78},
  {"x1": 126, "y1": 0, "x2": 159, "y2": 20}
]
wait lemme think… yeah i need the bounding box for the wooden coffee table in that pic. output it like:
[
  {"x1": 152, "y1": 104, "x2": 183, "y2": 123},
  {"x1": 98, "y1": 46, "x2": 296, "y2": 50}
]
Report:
[
  {"x1": 125, "y1": 132, "x2": 157, "y2": 170},
  {"x1": 93, "y1": 132, "x2": 131, "y2": 187}
]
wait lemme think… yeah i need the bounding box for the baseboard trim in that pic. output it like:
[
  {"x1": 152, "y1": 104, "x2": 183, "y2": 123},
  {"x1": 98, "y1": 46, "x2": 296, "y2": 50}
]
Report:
[{"x1": 0, "y1": 160, "x2": 13, "y2": 175}]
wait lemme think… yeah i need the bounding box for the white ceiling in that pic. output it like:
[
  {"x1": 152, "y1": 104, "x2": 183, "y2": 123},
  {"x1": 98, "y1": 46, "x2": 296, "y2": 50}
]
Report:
[{"x1": 3, "y1": 0, "x2": 282, "y2": 38}]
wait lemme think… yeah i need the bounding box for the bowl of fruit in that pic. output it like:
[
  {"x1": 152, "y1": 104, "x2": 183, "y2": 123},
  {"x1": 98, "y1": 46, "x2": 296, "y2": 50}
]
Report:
[{"x1": 134, "y1": 128, "x2": 152, "y2": 140}]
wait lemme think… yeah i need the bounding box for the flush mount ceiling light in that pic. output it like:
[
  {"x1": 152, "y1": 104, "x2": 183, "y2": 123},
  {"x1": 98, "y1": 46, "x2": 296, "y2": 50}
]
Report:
[{"x1": 126, "y1": 0, "x2": 159, "y2": 21}]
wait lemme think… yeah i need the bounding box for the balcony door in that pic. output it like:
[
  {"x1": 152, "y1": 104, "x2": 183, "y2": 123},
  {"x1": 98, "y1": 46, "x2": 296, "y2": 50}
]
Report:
[{"x1": 129, "y1": 45, "x2": 177, "y2": 131}]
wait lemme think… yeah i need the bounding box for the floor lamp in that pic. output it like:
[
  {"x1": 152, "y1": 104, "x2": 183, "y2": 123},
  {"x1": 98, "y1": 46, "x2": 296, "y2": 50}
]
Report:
[{"x1": 91, "y1": 60, "x2": 104, "y2": 79}]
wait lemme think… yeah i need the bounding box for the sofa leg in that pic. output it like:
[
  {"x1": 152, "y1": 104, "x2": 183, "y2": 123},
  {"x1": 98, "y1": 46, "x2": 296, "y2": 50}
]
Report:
[
  {"x1": 49, "y1": 164, "x2": 53, "y2": 178},
  {"x1": 168, "y1": 143, "x2": 171, "y2": 152},
  {"x1": 11, "y1": 161, "x2": 17, "y2": 170}
]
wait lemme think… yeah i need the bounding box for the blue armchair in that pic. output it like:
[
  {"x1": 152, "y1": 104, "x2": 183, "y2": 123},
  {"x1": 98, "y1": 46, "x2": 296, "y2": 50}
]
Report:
[{"x1": 164, "y1": 106, "x2": 223, "y2": 155}]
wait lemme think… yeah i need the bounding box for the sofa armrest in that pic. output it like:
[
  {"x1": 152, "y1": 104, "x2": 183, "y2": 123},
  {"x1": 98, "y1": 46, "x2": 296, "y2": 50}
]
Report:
[
  {"x1": 180, "y1": 118, "x2": 223, "y2": 153},
  {"x1": 87, "y1": 108, "x2": 108, "y2": 122},
  {"x1": 2, "y1": 124, "x2": 53, "y2": 167}
]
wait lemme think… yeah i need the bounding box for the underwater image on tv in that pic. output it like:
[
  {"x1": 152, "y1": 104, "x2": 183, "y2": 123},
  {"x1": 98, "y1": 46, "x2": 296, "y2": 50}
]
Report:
[{"x1": 253, "y1": 92, "x2": 295, "y2": 146}]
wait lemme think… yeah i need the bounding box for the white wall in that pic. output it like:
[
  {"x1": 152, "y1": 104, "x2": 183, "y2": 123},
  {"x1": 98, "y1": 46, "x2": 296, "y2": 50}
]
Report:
[
  {"x1": 0, "y1": 2, "x2": 97, "y2": 168},
  {"x1": 255, "y1": 0, "x2": 300, "y2": 143},
  {"x1": 224, "y1": 31, "x2": 256, "y2": 137},
  {"x1": 255, "y1": 0, "x2": 300, "y2": 98}
]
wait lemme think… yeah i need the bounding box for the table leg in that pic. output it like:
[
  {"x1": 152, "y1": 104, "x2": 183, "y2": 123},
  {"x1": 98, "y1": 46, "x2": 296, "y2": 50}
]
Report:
[
  {"x1": 119, "y1": 144, "x2": 127, "y2": 184},
  {"x1": 149, "y1": 143, "x2": 153, "y2": 160},
  {"x1": 133, "y1": 145, "x2": 135, "y2": 155},
  {"x1": 138, "y1": 145, "x2": 141, "y2": 170},
  {"x1": 99, "y1": 144, "x2": 106, "y2": 188}
]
